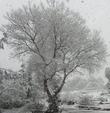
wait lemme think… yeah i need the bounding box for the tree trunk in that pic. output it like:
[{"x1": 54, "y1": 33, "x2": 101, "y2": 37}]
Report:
[
  {"x1": 43, "y1": 78, "x2": 62, "y2": 113},
  {"x1": 45, "y1": 95, "x2": 61, "y2": 113}
]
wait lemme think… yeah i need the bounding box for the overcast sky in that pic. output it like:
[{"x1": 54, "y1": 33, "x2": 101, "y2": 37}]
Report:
[{"x1": 0, "y1": 0, "x2": 110, "y2": 81}]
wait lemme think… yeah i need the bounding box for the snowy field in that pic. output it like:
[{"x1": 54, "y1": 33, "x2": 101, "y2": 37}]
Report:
[
  {"x1": 3, "y1": 110, "x2": 110, "y2": 113},
  {"x1": 62, "y1": 110, "x2": 110, "y2": 113}
]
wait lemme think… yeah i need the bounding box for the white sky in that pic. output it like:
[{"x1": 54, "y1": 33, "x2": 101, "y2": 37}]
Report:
[{"x1": 0, "y1": 0, "x2": 110, "y2": 81}]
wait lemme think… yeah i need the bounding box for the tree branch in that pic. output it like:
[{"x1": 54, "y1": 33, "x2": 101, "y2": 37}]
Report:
[
  {"x1": 11, "y1": 50, "x2": 29, "y2": 58},
  {"x1": 44, "y1": 78, "x2": 52, "y2": 98},
  {"x1": 53, "y1": 25, "x2": 57, "y2": 58},
  {"x1": 54, "y1": 68, "x2": 67, "y2": 96}
]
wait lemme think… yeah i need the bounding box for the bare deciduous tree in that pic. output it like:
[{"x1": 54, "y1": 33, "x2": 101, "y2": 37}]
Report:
[{"x1": 0, "y1": 0, "x2": 107, "y2": 112}]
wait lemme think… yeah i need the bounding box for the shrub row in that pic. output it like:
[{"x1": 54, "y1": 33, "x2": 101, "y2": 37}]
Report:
[{"x1": 0, "y1": 100, "x2": 24, "y2": 109}]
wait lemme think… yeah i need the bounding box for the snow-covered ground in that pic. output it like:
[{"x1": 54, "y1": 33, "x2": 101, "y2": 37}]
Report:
[{"x1": 3, "y1": 109, "x2": 110, "y2": 113}]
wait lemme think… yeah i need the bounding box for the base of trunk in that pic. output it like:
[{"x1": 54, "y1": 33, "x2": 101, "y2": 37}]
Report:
[{"x1": 45, "y1": 102, "x2": 60, "y2": 113}]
